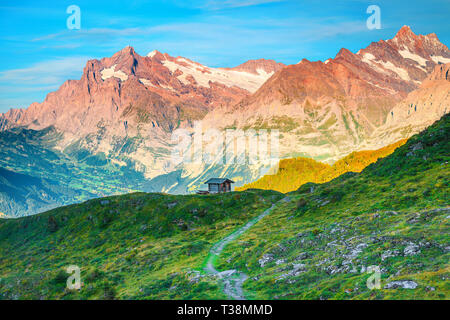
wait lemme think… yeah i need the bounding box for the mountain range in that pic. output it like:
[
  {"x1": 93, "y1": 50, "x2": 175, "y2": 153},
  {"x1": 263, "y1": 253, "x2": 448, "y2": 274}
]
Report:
[
  {"x1": 0, "y1": 25, "x2": 449, "y2": 216},
  {"x1": 202, "y1": 26, "x2": 450, "y2": 160}
]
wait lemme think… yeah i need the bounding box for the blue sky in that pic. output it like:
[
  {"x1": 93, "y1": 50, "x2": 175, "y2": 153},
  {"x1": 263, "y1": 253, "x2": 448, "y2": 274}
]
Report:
[{"x1": 0, "y1": 0, "x2": 449, "y2": 113}]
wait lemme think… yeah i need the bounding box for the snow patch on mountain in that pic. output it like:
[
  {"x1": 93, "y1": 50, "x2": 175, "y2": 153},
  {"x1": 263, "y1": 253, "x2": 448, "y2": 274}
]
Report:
[
  {"x1": 147, "y1": 50, "x2": 158, "y2": 58},
  {"x1": 361, "y1": 53, "x2": 410, "y2": 81},
  {"x1": 361, "y1": 53, "x2": 390, "y2": 75},
  {"x1": 139, "y1": 78, "x2": 156, "y2": 87},
  {"x1": 101, "y1": 64, "x2": 128, "y2": 81},
  {"x1": 159, "y1": 83, "x2": 177, "y2": 92},
  {"x1": 378, "y1": 60, "x2": 410, "y2": 81},
  {"x1": 431, "y1": 55, "x2": 450, "y2": 64},
  {"x1": 162, "y1": 57, "x2": 274, "y2": 93},
  {"x1": 398, "y1": 49, "x2": 428, "y2": 67}
]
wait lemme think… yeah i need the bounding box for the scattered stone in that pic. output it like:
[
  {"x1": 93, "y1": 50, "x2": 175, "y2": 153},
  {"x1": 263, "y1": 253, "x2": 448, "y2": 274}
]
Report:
[
  {"x1": 292, "y1": 263, "x2": 306, "y2": 271},
  {"x1": 407, "y1": 215, "x2": 420, "y2": 224},
  {"x1": 167, "y1": 202, "x2": 178, "y2": 209},
  {"x1": 404, "y1": 243, "x2": 420, "y2": 256},
  {"x1": 385, "y1": 211, "x2": 399, "y2": 215},
  {"x1": 295, "y1": 252, "x2": 310, "y2": 260},
  {"x1": 381, "y1": 249, "x2": 399, "y2": 261},
  {"x1": 186, "y1": 270, "x2": 204, "y2": 284},
  {"x1": 320, "y1": 200, "x2": 330, "y2": 207},
  {"x1": 384, "y1": 280, "x2": 418, "y2": 289},
  {"x1": 258, "y1": 254, "x2": 274, "y2": 268},
  {"x1": 411, "y1": 142, "x2": 423, "y2": 151},
  {"x1": 275, "y1": 259, "x2": 286, "y2": 265},
  {"x1": 100, "y1": 199, "x2": 110, "y2": 205},
  {"x1": 346, "y1": 243, "x2": 368, "y2": 260},
  {"x1": 276, "y1": 263, "x2": 307, "y2": 281}
]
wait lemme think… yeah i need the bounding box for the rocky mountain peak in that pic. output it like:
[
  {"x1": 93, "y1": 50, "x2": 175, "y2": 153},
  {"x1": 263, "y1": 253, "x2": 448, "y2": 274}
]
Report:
[
  {"x1": 394, "y1": 25, "x2": 415, "y2": 40},
  {"x1": 147, "y1": 49, "x2": 165, "y2": 60},
  {"x1": 116, "y1": 45, "x2": 136, "y2": 55},
  {"x1": 230, "y1": 58, "x2": 285, "y2": 75},
  {"x1": 334, "y1": 48, "x2": 355, "y2": 60},
  {"x1": 390, "y1": 25, "x2": 449, "y2": 55}
]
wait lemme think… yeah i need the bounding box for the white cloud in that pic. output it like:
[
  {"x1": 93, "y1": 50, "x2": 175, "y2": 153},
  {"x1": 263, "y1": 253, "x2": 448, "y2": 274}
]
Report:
[
  {"x1": 201, "y1": 0, "x2": 284, "y2": 10},
  {"x1": 0, "y1": 57, "x2": 90, "y2": 111},
  {"x1": 0, "y1": 56, "x2": 89, "y2": 85},
  {"x1": 32, "y1": 28, "x2": 142, "y2": 42}
]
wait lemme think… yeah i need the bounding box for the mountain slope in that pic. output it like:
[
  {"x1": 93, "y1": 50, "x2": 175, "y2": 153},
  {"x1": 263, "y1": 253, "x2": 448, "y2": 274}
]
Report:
[
  {"x1": 368, "y1": 62, "x2": 450, "y2": 149},
  {"x1": 0, "y1": 126, "x2": 152, "y2": 217},
  {"x1": 217, "y1": 113, "x2": 450, "y2": 299},
  {"x1": 0, "y1": 167, "x2": 78, "y2": 217},
  {"x1": 237, "y1": 139, "x2": 407, "y2": 193},
  {"x1": 0, "y1": 48, "x2": 284, "y2": 134},
  {"x1": 156, "y1": 59, "x2": 450, "y2": 197},
  {"x1": 0, "y1": 49, "x2": 286, "y2": 216}
]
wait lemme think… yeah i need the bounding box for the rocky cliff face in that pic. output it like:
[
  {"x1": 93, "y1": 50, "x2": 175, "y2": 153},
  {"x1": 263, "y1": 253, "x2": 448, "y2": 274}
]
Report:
[
  {"x1": 369, "y1": 63, "x2": 450, "y2": 148},
  {"x1": 427, "y1": 62, "x2": 450, "y2": 81}
]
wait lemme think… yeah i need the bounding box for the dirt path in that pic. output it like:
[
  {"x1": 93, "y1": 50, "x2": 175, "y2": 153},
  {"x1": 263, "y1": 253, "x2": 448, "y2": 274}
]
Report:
[{"x1": 204, "y1": 196, "x2": 290, "y2": 300}]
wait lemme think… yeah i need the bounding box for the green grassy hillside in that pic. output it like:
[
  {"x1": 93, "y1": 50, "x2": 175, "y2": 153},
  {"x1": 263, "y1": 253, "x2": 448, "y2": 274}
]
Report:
[
  {"x1": 0, "y1": 190, "x2": 283, "y2": 299},
  {"x1": 217, "y1": 114, "x2": 450, "y2": 299}
]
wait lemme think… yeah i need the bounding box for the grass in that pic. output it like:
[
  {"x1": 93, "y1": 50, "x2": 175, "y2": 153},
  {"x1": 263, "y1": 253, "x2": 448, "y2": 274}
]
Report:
[{"x1": 0, "y1": 190, "x2": 283, "y2": 299}]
